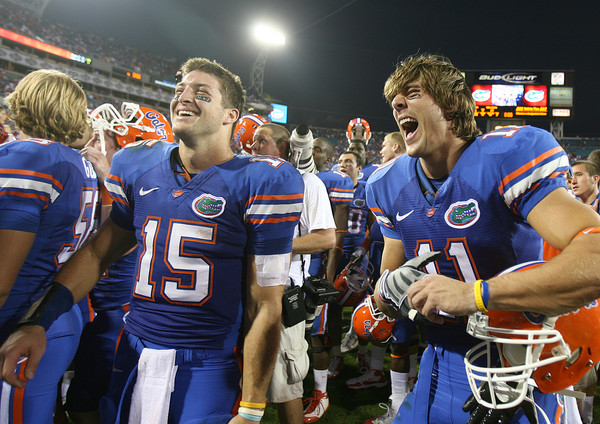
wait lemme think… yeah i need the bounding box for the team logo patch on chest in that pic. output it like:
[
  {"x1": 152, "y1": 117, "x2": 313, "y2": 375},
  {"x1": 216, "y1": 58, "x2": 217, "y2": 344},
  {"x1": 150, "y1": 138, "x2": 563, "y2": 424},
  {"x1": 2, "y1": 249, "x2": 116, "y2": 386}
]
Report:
[
  {"x1": 192, "y1": 193, "x2": 226, "y2": 218},
  {"x1": 354, "y1": 198, "x2": 365, "y2": 207},
  {"x1": 444, "y1": 199, "x2": 480, "y2": 229}
]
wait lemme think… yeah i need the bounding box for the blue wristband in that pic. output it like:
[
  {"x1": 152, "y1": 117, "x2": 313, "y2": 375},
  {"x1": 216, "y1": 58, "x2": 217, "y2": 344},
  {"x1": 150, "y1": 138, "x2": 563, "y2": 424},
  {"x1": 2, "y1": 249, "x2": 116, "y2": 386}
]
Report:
[
  {"x1": 480, "y1": 279, "x2": 490, "y2": 310},
  {"x1": 238, "y1": 412, "x2": 262, "y2": 422},
  {"x1": 16, "y1": 282, "x2": 74, "y2": 331}
]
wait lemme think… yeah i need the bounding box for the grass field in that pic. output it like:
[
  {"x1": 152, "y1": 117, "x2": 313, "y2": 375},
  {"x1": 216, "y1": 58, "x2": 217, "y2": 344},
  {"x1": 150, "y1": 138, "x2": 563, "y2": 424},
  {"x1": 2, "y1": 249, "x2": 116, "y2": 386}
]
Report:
[{"x1": 262, "y1": 346, "x2": 393, "y2": 423}]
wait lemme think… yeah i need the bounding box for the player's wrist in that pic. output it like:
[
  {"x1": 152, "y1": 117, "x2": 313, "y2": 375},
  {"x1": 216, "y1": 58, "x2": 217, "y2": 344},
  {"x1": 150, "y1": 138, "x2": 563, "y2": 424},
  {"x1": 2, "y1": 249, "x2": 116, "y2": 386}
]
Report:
[
  {"x1": 14, "y1": 282, "x2": 74, "y2": 332},
  {"x1": 238, "y1": 401, "x2": 266, "y2": 422}
]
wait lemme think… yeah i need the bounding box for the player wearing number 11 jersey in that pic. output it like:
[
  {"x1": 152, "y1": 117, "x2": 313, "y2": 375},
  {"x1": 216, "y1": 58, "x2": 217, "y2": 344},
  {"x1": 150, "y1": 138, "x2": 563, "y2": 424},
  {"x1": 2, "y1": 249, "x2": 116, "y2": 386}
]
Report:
[
  {"x1": 366, "y1": 54, "x2": 578, "y2": 423},
  {"x1": 368, "y1": 125, "x2": 569, "y2": 423}
]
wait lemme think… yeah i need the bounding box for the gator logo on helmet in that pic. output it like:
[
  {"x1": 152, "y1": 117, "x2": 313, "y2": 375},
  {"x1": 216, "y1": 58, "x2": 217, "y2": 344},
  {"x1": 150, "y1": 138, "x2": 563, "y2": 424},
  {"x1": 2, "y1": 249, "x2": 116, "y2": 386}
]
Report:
[
  {"x1": 145, "y1": 110, "x2": 168, "y2": 141},
  {"x1": 192, "y1": 194, "x2": 226, "y2": 219},
  {"x1": 444, "y1": 199, "x2": 480, "y2": 229}
]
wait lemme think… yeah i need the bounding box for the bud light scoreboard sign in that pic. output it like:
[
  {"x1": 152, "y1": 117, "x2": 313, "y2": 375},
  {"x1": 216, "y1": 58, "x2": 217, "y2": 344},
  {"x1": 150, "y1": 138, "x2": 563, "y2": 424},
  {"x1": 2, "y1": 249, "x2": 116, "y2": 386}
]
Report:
[{"x1": 465, "y1": 70, "x2": 574, "y2": 119}]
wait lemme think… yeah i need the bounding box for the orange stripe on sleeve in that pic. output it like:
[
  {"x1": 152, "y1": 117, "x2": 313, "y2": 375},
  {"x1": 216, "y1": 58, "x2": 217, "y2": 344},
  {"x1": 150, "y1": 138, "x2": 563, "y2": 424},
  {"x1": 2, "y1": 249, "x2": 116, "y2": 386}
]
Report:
[{"x1": 498, "y1": 146, "x2": 563, "y2": 196}]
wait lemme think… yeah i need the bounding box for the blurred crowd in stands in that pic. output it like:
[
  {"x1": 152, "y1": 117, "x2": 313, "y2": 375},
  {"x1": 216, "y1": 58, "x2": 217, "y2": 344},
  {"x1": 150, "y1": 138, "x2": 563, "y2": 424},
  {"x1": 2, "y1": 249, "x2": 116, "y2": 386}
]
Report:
[
  {"x1": 0, "y1": 0, "x2": 178, "y2": 80},
  {"x1": 0, "y1": 0, "x2": 596, "y2": 160}
]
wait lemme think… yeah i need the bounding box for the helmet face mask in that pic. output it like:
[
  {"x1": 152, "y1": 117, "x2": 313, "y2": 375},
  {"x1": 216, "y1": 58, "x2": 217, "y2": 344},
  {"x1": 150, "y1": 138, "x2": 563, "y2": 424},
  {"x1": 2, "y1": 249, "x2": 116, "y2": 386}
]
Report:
[
  {"x1": 352, "y1": 295, "x2": 395, "y2": 342},
  {"x1": 464, "y1": 261, "x2": 600, "y2": 410}
]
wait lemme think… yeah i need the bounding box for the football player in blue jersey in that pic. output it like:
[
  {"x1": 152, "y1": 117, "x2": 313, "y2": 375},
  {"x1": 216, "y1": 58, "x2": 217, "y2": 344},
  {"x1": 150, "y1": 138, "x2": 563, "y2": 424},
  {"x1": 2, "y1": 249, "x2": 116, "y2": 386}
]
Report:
[
  {"x1": 324, "y1": 151, "x2": 374, "y2": 379},
  {"x1": 0, "y1": 69, "x2": 98, "y2": 424},
  {"x1": 367, "y1": 54, "x2": 600, "y2": 423},
  {"x1": 0, "y1": 58, "x2": 304, "y2": 424}
]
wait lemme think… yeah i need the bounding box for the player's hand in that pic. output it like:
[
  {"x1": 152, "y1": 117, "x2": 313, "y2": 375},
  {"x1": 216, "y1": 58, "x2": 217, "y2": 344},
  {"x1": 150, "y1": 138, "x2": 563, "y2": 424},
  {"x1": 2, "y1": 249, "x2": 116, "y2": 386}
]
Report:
[
  {"x1": 407, "y1": 274, "x2": 478, "y2": 324},
  {"x1": 80, "y1": 131, "x2": 110, "y2": 184},
  {"x1": 462, "y1": 382, "x2": 538, "y2": 424},
  {"x1": 374, "y1": 251, "x2": 441, "y2": 320},
  {"x1": 351, "y1": 246, "x2": 366, "y2": 260},
  {"x1": 0, "y1": 325, "x2": 47, "y2": 388}
]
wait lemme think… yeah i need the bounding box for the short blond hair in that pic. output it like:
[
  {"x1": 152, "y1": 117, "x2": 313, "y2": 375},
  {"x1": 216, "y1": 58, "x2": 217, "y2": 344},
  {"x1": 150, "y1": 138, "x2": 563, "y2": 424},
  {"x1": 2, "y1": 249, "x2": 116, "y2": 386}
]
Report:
[{"x1": 6, "y1": 69, "x2": 89, "y2": 144}]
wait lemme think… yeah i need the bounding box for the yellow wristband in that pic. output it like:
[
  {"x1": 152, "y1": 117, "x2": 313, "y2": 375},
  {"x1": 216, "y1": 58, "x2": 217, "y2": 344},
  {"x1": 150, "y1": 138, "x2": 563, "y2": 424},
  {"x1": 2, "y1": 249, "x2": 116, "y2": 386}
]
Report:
[
  {"x1": 239, "y1": 401, "x2": 266, "y2": 409},
  {"x1": 474, "y1": 280, "x2": 488, "y2": 313}
]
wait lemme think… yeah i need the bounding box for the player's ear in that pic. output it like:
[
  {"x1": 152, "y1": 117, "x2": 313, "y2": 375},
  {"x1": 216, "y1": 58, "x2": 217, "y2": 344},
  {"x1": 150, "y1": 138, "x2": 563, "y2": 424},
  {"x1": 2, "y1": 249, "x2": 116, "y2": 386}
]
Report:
[{"x1": 223, "y1": 108, "x2": 239, "y2": 126}]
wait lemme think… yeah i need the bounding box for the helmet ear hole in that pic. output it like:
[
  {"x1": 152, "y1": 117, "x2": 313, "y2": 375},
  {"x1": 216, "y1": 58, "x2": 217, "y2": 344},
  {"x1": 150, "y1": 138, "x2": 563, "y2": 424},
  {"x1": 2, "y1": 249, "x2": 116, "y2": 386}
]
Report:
[{"x1": 565, "y1": 347, "x2": 582, "y2": 368}]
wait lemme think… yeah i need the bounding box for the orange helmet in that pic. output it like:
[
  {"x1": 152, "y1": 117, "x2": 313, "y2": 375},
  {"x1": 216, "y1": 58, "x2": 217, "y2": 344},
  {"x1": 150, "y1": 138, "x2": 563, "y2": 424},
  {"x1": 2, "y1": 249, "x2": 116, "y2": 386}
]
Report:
[
  {"x1": 90, "y1": 102, "x2": 174, "y2": 148},
  {"x1": 352, "y1": 295, "x2": 395, "y2": 342},
  {"x1": 347, "y1": 117, "x2": 371, "y2": 144},
  {"x1": 333, "y1": 255, "x2": 374, "y2": 306},
  {"x1": 464, "y1": 261, "x2": 600, "y2": 411},
  {"x1": 233, "y1": 114, "x2": 268, "y2": 154}
]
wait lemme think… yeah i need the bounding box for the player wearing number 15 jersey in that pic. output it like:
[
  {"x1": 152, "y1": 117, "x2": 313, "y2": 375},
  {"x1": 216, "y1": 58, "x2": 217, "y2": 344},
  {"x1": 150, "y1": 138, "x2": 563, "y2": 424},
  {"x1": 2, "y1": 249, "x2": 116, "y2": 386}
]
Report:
[
  {"x1": 0, "y1": 70, "x2": 97, "y2": 424},
  {"x1": 0, "y1": 58, "x2": 303, "y2": 424}
]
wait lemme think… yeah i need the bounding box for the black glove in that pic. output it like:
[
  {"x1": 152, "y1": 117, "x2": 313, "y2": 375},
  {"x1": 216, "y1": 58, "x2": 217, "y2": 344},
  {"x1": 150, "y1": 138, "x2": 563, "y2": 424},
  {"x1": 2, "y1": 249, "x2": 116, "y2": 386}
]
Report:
[
  {"x1": 376, "y1": 251, "x2": 441, "y2": 320},
  {"x1": 462, "y1": 382, "x2": 538, "y2": 424}
]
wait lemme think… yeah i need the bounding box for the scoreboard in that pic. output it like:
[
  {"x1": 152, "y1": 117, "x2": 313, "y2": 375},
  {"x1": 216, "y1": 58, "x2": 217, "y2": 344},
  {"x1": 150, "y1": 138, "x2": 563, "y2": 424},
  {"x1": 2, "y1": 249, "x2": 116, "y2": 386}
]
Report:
[{"x1": 464, "y1": 70, "x2": 574, "y2": 120}]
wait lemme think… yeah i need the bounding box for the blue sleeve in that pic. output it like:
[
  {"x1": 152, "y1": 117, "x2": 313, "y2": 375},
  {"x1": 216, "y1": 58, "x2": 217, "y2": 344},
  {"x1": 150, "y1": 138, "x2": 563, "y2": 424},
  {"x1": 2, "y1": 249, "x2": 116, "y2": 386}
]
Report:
[
  {"x1": 245, "y1": 159, "x2": 304, "y2": 255},
  {"x1": 0, "y1": 141, "x2": 63, "y2": 232}
]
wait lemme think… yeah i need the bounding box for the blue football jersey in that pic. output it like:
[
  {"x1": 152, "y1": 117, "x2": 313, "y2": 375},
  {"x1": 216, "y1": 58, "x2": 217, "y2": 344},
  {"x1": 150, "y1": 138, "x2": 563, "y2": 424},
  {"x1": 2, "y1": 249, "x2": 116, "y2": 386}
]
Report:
[
  {"x1": 0, "y1": 139, "x2": 99, "y2": 341},
  {"x1": 345, "y1": 180, "x2": 369, "y2": 252},
  {"x1": 316, "y1": 169, "x2": 353, "y2": 206},
  {"x1": 359, "y1": 163, "x2": 378, "y2": 182},
  {"x1": 367, "y1": 126, "x2": 569, "y2": 344},
  {"x1": 105, "y1": 142, "x2": 303, "y2": 350}
]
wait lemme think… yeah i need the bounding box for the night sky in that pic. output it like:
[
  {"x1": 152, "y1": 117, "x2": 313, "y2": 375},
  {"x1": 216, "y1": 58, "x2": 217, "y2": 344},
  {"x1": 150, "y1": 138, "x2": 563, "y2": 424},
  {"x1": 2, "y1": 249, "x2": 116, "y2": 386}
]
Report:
[{"x1": 43, "y1": 0, "x2": 599, "y2": 137}]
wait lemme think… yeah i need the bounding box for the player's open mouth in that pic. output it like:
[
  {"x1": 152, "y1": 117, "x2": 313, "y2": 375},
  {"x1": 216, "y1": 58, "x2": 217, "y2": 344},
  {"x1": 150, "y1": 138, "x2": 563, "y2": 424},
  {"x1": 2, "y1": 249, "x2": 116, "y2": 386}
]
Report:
[{"x1": 399, "y1": 117, "x2": 418, "y2": 140}]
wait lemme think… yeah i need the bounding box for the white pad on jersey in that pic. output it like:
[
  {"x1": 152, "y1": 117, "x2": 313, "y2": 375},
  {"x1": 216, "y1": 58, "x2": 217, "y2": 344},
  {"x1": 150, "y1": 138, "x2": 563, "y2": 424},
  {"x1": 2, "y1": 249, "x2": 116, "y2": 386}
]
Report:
[{"x1": 255, "y1": 253, "x2": 291, "y2": 287}]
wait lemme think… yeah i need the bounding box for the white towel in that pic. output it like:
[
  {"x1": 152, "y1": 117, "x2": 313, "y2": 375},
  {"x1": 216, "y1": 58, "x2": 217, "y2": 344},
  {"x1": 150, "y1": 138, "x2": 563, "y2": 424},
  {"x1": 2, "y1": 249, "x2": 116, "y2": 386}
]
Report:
[{"x1": 129, "y1": 348, "x2": 178, "y2": 424}]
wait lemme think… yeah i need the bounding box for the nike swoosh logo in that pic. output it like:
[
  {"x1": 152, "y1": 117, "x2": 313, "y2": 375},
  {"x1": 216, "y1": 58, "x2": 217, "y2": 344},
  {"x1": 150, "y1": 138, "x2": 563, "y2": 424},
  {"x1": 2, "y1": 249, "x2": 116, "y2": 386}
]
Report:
[
  {"x1": 396, "y1": 210, "x2": 414, "y2": 221},
  {"x1": 139, "y1": 187, "x2": 159, "y2": 196}
]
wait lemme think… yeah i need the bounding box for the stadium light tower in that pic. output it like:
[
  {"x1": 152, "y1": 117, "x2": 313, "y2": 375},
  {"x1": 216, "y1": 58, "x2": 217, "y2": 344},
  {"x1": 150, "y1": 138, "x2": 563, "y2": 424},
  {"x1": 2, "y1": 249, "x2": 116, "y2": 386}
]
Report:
[{"x1": 249, "y1": 23, "x2": 285, "y2": 97}]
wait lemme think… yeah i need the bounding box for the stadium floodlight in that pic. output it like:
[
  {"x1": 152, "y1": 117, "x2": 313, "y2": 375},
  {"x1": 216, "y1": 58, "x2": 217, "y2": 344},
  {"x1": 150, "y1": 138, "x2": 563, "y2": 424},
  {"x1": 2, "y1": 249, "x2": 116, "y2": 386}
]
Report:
[
  {"x1": 252, "y1": 23, "x2": 286, "y2": 46},
  {"x1": 249, "y1": 23, "x2": 285, "y2": 97}
]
